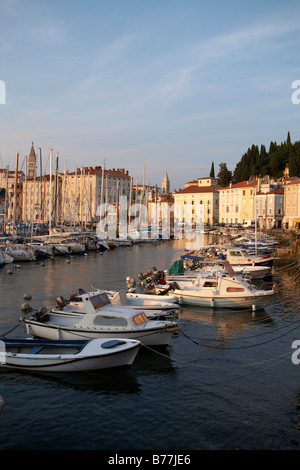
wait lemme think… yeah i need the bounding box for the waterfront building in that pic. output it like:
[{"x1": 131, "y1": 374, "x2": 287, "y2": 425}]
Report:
[
  {"x1": 0, "y1": 166, "x2": 24, "y2": 223},
  {"x1": 219, "y1": 178, "x2": 258, "y2": 225},
  {"x1": 173, "y1": 177, "x2": 220, "y2": 226},
  {"x1": 21, "y1": 165, "x2": 132, "y2": 226},
  {"x1": 62, "y1": 166, "x2": 132, "y2": 225},
  {"x1": 282, "y1": 178, "x2": 300, "y2": 230},
  {"x1": 256, "y1": 187, "x2": 284, "y2": 229}
]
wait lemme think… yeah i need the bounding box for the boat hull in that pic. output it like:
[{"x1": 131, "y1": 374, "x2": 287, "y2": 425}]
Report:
[
  {"x1": 171, "y1": 289, "x2": 274, "y2": 309},
  {"x1": 0, "y1": 338, "x2": 140, "y2": 372},
  {"x1": 24, "y1": 320, "x2": 178, "y2": 346}
]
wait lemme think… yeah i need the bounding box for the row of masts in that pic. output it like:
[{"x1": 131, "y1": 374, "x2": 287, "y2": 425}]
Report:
[{"x1": 2, "y1": 149, "x2": 152, "y2": 233}]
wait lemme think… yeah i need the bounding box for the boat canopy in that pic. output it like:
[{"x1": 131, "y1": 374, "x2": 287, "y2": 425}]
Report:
[{"x1": 169, "y1": 260, "x2": 185, "y2": 275}]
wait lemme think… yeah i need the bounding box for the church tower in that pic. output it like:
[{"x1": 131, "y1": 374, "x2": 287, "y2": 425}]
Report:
[
  {"x1": 28, "y1": 142, "x2": 36, "y2": 179},
  {"x1": 162, "y1": 172, "x2": 170, "y2": 193}
]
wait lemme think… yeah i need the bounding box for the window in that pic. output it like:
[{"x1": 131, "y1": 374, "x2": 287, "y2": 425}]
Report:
[
  {"x1": 203, "y1": 281, "x2": 217, "y2": 287},
  {"x1": 93, "y1": 316, "x2": 128, "y2": 326}
]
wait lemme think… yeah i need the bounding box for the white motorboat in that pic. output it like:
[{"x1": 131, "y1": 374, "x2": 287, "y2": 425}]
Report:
[
  {"x1": 169, "y1": 257, "x2": 272, "y2": 280},
  {"x1": 225, "y1": 248, "x2": 274, "y2": 267},
  {"x1": 0, "y1": 337, "x2": 140, "y2": 372},
  {"x1": 168, "y1": 261, "x2": 275, "y2": 310},
  {"x1": 233, "y1": 236, "x2": 277, "y2": 249},
  {"x1": 24, "y1": 291, "x2": 180, "y2": 346}
]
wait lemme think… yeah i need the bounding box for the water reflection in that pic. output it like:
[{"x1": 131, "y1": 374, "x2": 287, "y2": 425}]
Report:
[{"x1": 0, "y1": 366, "x2": 141, "y2": 395}]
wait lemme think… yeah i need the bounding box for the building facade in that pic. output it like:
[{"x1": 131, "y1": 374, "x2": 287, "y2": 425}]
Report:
[
  {"x1": 283, "y1": 178, "x2": 300, "y2": 230},
  {"x1": 173, "y1": 177, "x2": 219, "y2": 226}
]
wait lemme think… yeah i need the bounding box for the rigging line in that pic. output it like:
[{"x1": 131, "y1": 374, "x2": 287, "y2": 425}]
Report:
[
  {"x1": 195, "y1": 318, "x2": 300, "y2": 345},
  {"x1": 142, "y1": 342, "x2": 292, "y2": 370},
  {"x1": 179, "y1": 321, "x2": 300, "y2": 350},
  {"x1": 274, "y1": 261, "x2": 299, "y2": 271},
  {"x1": 0, "y1": 320, "x2": 23, "y2": 338}
]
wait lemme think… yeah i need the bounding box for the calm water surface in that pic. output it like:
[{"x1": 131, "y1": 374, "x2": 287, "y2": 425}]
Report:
[{"x1": 0, "y1": 238, "x2": 300, "y2": 450}]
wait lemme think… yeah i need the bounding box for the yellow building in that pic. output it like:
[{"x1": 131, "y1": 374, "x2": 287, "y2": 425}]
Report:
[
  {"x1": 219, "y1": 179, "x2": 258, "y2": 225},
  {"x1": 283, "y1": 178, "x2": 300, "y2": 230},
  {"x1": 21, "y1": 166, "x2": 132, "y2": 226},
  {"x1": 173, "y1": 177, "x2": 219, "y2": 227}
]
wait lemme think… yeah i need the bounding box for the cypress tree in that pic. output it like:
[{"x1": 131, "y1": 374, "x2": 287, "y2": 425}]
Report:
[{"x1": 210, "y1": 161, "x2": 215, "y2": 178}]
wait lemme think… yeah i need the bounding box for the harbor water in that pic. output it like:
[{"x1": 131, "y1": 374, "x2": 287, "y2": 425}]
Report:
[{"x1": 0, "y1": 236, "x2": 300, "y2": 450}]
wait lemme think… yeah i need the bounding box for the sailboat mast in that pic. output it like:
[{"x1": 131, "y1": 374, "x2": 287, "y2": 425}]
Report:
[
  {"x1": 14, "y1": 152, "x2": 19, "y2": 224},
  {"x1": 49, "y1": 148, "x2": 53, "y2": 234}
]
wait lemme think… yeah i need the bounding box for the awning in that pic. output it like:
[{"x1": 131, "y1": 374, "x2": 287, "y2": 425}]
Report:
[{"x1": 294, "y1": 218, "x2": 300, "y2": 223}]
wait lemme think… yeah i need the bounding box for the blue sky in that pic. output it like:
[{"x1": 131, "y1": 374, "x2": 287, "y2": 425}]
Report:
[{"x1": 0, "y1": 0, "x2": 300, "y2": 190}]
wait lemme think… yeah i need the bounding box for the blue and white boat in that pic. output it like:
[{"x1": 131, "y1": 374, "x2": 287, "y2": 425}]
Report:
[{"x1": 0, "y1": 337, "x2": 141, "y2": 372}]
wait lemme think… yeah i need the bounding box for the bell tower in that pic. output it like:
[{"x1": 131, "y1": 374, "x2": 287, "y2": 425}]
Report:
[
  {"x1": 162, "y1": 172, "x2": 170, "y2": 193},
  {"x1": 28, "y1": 142, "x2": 36, "y2": 179}
]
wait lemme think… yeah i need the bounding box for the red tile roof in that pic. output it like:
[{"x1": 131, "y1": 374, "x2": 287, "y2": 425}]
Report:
[{"x1": 175, "y1": 185, "x2": 220, "y2": 194}]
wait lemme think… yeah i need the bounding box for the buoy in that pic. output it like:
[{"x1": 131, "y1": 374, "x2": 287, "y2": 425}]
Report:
[
  {"x1": 40, "y1": 262, "x2": 45, "y2": 266},
  {"x1": 6, "y1": 270, "x2": 13, "y2": 275},
  {"x1": 66, "y1": 259, "x2": 70, "y2": 263},
  {"x1": 23, "y1": 293, "x2": 32, "y2": 300}
]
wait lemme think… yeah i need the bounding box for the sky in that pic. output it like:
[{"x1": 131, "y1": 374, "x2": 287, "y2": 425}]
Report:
[{"x1": 0, "y1": 0, "x2": 300, "y2": 190}]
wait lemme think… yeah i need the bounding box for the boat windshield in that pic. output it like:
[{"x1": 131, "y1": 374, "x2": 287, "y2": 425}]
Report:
[
  {"x1": 241, "y1": 250, "x2": 248, "y2": 256},
  {"x1": 229, "y1": 251, "x2": 241, "y2": 256},
  {"x1": 90, "y1": 293, "x2": 111, "y2": 309}
]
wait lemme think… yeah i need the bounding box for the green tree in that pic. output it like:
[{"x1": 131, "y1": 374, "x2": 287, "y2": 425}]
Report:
[
  {"x1": 217, "y1": 163, "x2": 232, "y2": 187},
  {"x1": 289, "y1": 145, "x2": 300, "y2": 177},
  {"x1": 209, "y1": 161, "x2": 215, "y2": 178}
]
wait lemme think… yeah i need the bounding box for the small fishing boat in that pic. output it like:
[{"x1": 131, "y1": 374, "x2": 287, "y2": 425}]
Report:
[
  {"x1": 0, "y1": 337, "x2": 141, "y2": 372},
  {"x1": 169, "y1": 261, "x2": 275, "y2": 310},
  {"x1": 169, "y1": 256, "x2": 272, "y2": 280},
  {"x1": 140, "y1": 261, "x2": 275, "y2": 310},
  {"x1": 23, "y1": 291, "x2": 180, "y2": 346},
  {"x1": 225, "y1": 248, "x2": 274, "y2": 267}
]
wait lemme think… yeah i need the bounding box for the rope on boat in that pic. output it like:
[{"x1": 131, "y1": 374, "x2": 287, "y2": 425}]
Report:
[{"x1": 0, "y1": 318, "x2": 24, "y2": 338}]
